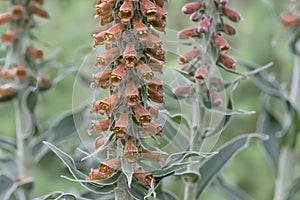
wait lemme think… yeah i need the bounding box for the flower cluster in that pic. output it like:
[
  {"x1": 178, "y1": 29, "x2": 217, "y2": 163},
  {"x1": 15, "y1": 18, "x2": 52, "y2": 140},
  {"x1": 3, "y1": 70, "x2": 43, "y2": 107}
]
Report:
[
  {"x1": 0, "y1": 0, "x2": 50, "y2": 101},
  {"x1": 176, "y1": 0, "x2": 242, "y2": 106},
  {"x1": 87, "y1": 0, "x2": 167, "y2": 187}
]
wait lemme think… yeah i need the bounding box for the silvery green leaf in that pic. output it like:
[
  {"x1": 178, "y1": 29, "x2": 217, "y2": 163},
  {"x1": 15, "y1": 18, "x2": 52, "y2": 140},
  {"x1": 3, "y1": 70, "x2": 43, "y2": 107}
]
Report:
[
  {"x1": 43, "y1": 142, "x2": 118, "y2": 194},
  {"x1": 33, "y1": 191, "x2": 89, "y2": 200},
  {"x1": 196, "y1": 133, "x2": 268, "y2": 198}
]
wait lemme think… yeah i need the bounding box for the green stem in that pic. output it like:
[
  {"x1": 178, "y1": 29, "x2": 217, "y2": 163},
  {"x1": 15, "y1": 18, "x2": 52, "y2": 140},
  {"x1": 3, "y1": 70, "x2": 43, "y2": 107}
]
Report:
[
  {"x1": 273, "y1": 43, "x2": 300, "y2": 200},
  {"x1": 14, "y1": 94, "x2": 33, "y2": 200},
  {"x1": 273, "y1": 148, "x2": 296, "y2": 200},
  {"x1": 184, "y1": 84, "x2": 206, "y2": 200},
  {"x1": 115, "y1": 174, "x2": 133, "y2": 200}
]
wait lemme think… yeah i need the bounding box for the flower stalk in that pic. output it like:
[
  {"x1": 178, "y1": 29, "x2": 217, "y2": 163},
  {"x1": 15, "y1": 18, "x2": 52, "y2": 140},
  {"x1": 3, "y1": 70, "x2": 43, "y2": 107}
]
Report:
[
  {"x1": 87, "y1": 0, "x2": 168, "y2": 198},
  {"x1": 0, "y1": 0, "x2": 50, "y2": 199},
  {"x1": 177, "y1": 1, "x2": 242, "y2": 199}
]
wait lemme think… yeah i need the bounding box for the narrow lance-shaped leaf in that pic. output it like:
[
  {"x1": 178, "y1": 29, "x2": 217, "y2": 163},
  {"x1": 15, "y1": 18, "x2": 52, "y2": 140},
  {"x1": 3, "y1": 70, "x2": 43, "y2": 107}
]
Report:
[
  {"x1": 213, "y1": 176, "x2": 254, "y2": 200},
  {"x1": 196, "y1": 133, "x2": 267, "y2": 198},
  {"x1": 257, "y1": 95, "x2": 282, "y2": 173},
  {"x1": 43, "y1": 141, "x2": 119, "y2": 194}
]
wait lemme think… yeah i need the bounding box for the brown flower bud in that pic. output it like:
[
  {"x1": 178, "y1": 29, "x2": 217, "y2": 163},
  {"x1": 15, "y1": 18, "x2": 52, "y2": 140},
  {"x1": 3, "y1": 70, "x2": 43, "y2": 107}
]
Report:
[
  {"x1": 218, "y1": 53, "x2": 236, "y2": 69},
  {"x1": 0, "y1": 13, "x2": 12, "y2": 25},
  {"x1": 213, "y1": 34, "x2": 230, "y2": 53},
  {"x1": 221, "y1": 7, "x2": 242, "y2": 22},
  {"x1": 133, "y1": 104, "x2": 152, "y2": 124},
  {"x1": 123, "y1": 42, "x2": 138, "y2": 68},
  {"x1": 93, "y1": 30, "x2": 106, "y2": 47},
  {"x1": 178, "y1": 27, "x2": 197, "y2": 39},
  {"x1": 124, "y1": 140, "x2": 138, "y2": 164},
  {"x1": 195, "y1": 65, "x2": 208, "y2": 84},
  {"x1": 216, "y1": 0, "x2": 228, "y2": 5},
  {"x1": 198, "y1": 18, "x2": 211, "y2": 33},
  {"x1": 98, "y1": 158, "x2": 121, "y2": 178},
  {"x1": 144, "y1": 33, "x2": 162, "y2": 49},
  {"x1": 114, "y1": 113, "x2": 129, "y2": 138},
  {"x1": 182, "y1": 2, "x2": 202, "y2": 14},
  {"x1": 140, "y1": 0, "x2": 157, "y2": 21},
  {"x1": 96, "y1": 47, "x2": 120, "y2": 68},
  {"x1": 223, "y1": 23, "x2": 237, "y2": 35},
  {"x1": 91, "y1": 94, "x2": 119, "y2": 115},
  {"x1": 173, "y1": 85, "x2": 192, "y2": 97},
  {"x1": 30, "y1": 5, "x2": 49, "y2": 19},
  {"x1": 136, "y1": 61, "x2": 154, "y2": 82},
  {"x1": 26, "y1": 46, "x2": 43, "y2": 60},
  {"x1": 190, "y1": 11, "x2": 201, "y2": 22},
  {"x1": 104, "y1": 23, "x2": 125, "y2": 43},
  {"x1": 140, "y1": 149, "x2": 163, "y2": 162},
  {"x1": 125, "y1": 81, "x2": 140, "y2": 106},
  {"x1": 147, "y1": 48, "x2": 166, "y2": 62},
  {"x1": 148, "y1": 87, "x2": 164, "y2": 103},
  {"x1": 15, "y1": 65, "x2": 26, "y2": 80},
  {"x1": 119, "y1": 0, "x2": 134, "y2": 24},
  {"x1": 100, "y1": 12, "x2": 114, "y2": 26},
  {"x1": 148, "y1": 77, "x2": 163, "y2": 94},
  {"x1": 133, "y1": 18, "x2": 149, "y2": 40},
  {"x1": 179, "y1": 49, "x2": 201, "y2": 64},
  {"x1": 11, "y1": 5, "x2": 25, "y2": 20},
  {"x1": 281, "y1": 12, "x2": 300, "y2": 27},
  {"x1": 141, "y1": 122, "x2": 163, "y2": 136},
  {"x1": 87, "y1": 168, "x2": 107, "y2": 180},
  {"x1": 39, "y1": 75, "x2": 51, "y2": 89},
  {"x1": 91, "y1": 70, "x2": 112, "y2": 89},
  {"x1": 96, "y1": 1, "x2": 114, "y2": 16},
  {"x1": 207, "y1": 89, "x2": 222, "y2": 106},
  {"x1": 95, "y1": 136, "x2": 107, "y2": 149},
  {"x1": 1, "y1": 30, "x2": 18, "y2": 43},
  {"x1": 88, "y1": 119, "x2": 110, "y2": 135},
  {"x1": 148, "y1": 58, "x2": 163, "y2": 73},
  {"x1": 0, "y1": 68, "x2": 14, "y2": 79},
  {"x1": 0, "y1": 84, "x2": 14, "y2": 99},
  {"x1": 111, "y1": 63, "x2": 126, "y2": 87},
  {"x1": 154, "y1": 0, "x2": 167, "y2": 7},
  {"x1": 133, "y1": 170, "x2": 156, "y2": 186}
]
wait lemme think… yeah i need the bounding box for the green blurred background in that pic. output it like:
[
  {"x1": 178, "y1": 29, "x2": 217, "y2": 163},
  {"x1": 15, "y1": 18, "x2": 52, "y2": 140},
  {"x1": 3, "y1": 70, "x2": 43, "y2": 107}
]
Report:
[{"x1": 0, "y1": 0, "x2": 296, "y2": 199}]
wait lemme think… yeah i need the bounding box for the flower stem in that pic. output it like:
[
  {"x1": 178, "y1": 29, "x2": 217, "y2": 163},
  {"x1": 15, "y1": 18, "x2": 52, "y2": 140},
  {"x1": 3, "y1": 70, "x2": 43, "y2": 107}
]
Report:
[
  {"x1": 115, "y1": 174, "x2": 133, "y2": 200},
  {"x1": 14, "y1": 94, "x2": 33, "y2": 200},
  {"x1": 273, "y1": 44, "x2": 300, "y2": 200},
  {"x1": 184, "y1": 85, "x2": 206, "y2": 200}
]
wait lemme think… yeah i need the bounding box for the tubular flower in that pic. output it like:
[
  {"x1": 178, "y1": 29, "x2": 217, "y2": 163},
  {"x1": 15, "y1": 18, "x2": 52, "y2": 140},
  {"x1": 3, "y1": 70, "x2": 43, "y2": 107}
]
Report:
[
  {"x1": 88, "y1": 0, "x2": 167, "y2": 189},
  {"x1": 177, "y1": 1, "x2": 242, "y2": 106},
  {"x1": 87, "y1": 0, "x2": 167, "y2": 192}
]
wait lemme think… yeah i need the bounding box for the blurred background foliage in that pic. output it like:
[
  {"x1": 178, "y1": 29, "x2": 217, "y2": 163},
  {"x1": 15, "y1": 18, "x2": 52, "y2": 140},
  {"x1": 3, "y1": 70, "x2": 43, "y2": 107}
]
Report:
[{"x1": 0, "y1": 0, "x2": 296, "y2": 199}]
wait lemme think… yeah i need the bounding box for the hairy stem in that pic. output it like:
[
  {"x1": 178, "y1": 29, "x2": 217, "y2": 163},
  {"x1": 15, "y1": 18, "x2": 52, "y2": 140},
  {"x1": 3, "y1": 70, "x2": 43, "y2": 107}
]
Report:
[
  {"x1": 14, "y1": 95, "x2": 33, "y2": 200},
  {"x1": 184, "y1": 85, "x2": 206, "y2": 200},
  {"x1": 273, "y1": 45, "x2": 300, "y2": 200},
  {"x1": 115, "y1": 174, "x2": 133, "y2": 200}
]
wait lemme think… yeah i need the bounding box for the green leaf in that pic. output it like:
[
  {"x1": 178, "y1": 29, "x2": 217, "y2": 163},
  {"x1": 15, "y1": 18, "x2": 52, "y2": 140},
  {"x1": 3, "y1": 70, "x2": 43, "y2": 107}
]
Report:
[
  {"x1": 33, "y1": 191, "x2": 89, "y2": 200},
  {"x1": 43, "y1": 141, "x2": 118, "y2": 194},
  {"x1": 128, "y1": 181, "x2": 150, "y2": 200},
  {"x1": 0, "y1": 173, "x2": 15, "y2": 200},
  {"x1": 196, "y1": 133, "x2": 267, "y2": 198},
  {"x1": 213, "y1": 176, "x2": 253, "y2": 200},
  {"x1": 156, "y1": 190, "x2": 179, "y2": 200},
  {"x1": 0, "y1": 136, "x2": 16, "y2": 152},
  {"x1": 285, "y1": 176, "x2": 300, "y2": 200},
  {"x1": 31, "y1": 107, "x2": 87, "y2": 162},
  {"x1": 257, "y1": 95, "x2": 282, "y2": 173},
  {"x1": 121, "y1": 157, "x2": 134, "y2": 187}
]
